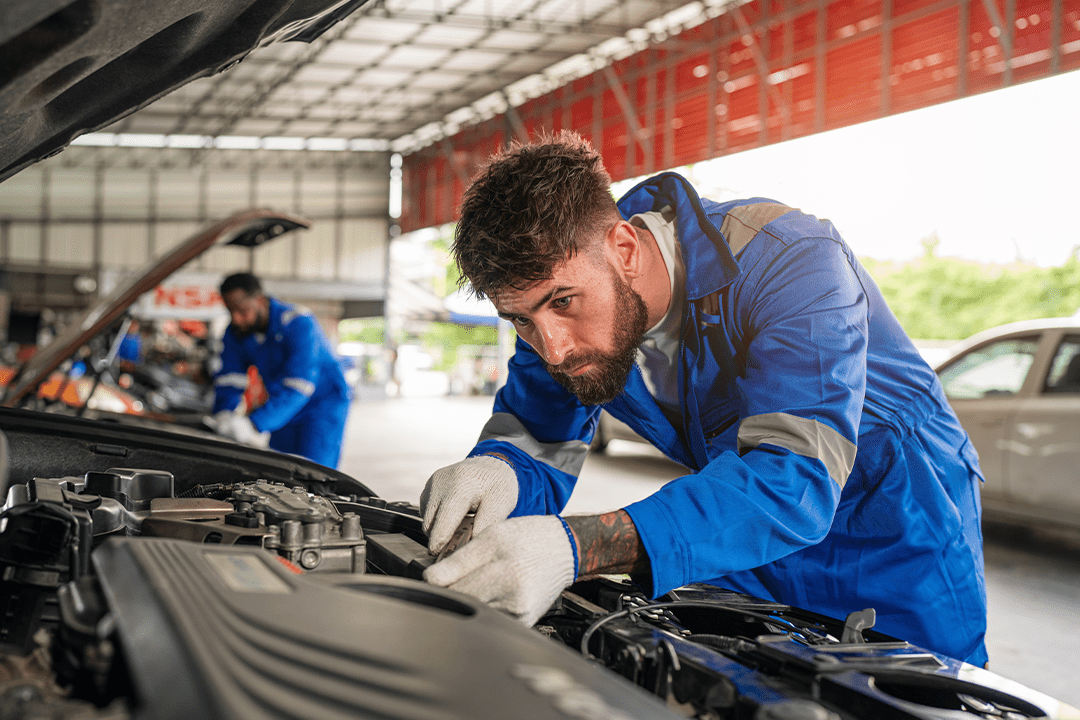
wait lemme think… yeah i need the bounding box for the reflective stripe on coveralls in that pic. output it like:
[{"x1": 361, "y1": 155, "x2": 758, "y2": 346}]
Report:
[
  {"x1": 283, "y1": 377, "x2": 316, "y2": 396},
  {"x1": 720, "y1": 202, "x2": 793, "y2": 256},
  {"x1": 737, "y1": 412, "x2": 857, "y2": 490},
  {"x1": 479, "y1": 412, "x2": 590, "y2": 478},
  {"x1": 214, "y1": 372, "x2": 248, "y2": 389}
]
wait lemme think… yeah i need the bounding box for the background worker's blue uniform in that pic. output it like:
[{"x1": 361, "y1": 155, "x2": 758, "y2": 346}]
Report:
[
  {"x1": 213, "y1": 298, "x2": 351, "y2": 468},
  {"x1": 468, "y1": 172, "x2": 988, "y2": 665}
]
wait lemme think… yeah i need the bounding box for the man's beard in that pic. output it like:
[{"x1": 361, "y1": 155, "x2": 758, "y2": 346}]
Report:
[
  {"x1": 234, "y1": 310, "x2": 269, "y2": 338},
  {"x1": 545, "y1": 270, "x2": 649, "y2": 406}
]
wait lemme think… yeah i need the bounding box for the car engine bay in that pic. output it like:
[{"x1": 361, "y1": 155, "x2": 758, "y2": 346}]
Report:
[{"x1": 0, "y1": 410, "x2": 1072, "y2": 720}]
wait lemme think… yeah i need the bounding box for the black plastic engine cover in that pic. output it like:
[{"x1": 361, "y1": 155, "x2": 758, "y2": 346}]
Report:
[{"x1": 92, "y1": 537, "x2": 683, "y2": 720}]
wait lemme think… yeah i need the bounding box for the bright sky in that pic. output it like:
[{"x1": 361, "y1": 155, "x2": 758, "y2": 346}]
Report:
[{"x1": 616, "y1": 69, "x2": 1080, "y2": 267}]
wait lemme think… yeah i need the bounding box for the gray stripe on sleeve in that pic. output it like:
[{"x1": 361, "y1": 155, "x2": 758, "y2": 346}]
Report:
[
  {"x1": 720, "y1": 202, "x2": 792, "y2": 256},
  {"x1": 478, "y1": 412, "x2": 590, "y2": 477},
  {"x1": 214, "y1": 373, "x2": 249, "y2": 389},
  {"x1": 283, "y1": 377, "x2": 316, "y2": 396},
  {"x1": 737, "y1": 412, "x2": 857, "y2": 489}
]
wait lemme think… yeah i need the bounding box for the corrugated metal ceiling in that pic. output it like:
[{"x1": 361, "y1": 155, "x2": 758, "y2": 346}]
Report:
[{"x1": 101, "y1": 0, "x2": 703, "y2": 153}]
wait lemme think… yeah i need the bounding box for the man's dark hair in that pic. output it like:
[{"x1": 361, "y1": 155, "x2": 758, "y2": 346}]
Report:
[
  {"x1": 452, "y1": 130, "x2": 619, "y2": 299},
  {"x1": 220, "y1": 272, "x2": 262, "y2": 297}
]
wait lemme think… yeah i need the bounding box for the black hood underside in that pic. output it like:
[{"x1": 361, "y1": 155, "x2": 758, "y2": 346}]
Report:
[{"x1": 0, "y1": 0, "x2": 369, "y2": 184}]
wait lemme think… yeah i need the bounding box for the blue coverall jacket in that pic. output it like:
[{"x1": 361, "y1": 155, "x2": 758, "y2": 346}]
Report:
[
  {"x1": 212, "y1": 298, "x2": 351, "y2": 468},
  {"x1": 470, "y1": 172, "x2": 989, "y2": 665}
]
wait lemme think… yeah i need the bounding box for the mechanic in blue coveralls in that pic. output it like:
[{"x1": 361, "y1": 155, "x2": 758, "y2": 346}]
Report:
[
  {"x1": 421, "y1": 132, "x2": 989, "y2": 667},
  {"x1": 211, "y1": 273, "x2": 351, "y2": 469}
]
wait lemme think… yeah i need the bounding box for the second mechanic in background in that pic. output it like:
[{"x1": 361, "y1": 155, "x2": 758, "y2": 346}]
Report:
[{"x1": 211, "y1": 272, "x2": 352, "y2": 468}]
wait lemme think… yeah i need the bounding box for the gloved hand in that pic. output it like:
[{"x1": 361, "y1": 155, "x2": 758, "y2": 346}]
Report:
[
  {"x1": 420, "y1": 455, "x2": 518, "y2": 554},
  {"x1": 209, "y1": 410, "x2": 233, "y2": 430},
  {"x1": 424, "y1": 514, "x2": 577, "y2": 626},
  {"x1": 214, "y1": 411, "x2": 270, "y2": 449}
]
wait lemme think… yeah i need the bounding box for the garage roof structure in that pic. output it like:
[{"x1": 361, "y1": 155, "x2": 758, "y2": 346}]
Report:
[
  {"x1": 73, "y1": 0, "x2": 699, "y2": 154},
  {"x1": 7, "y1": 0, "x2": 1078, "y2": 234},
  {"x1": 399, "y1": 0, "x2": 1080, "y2": 230},
  {"x1": 1, "y1": 0, "x2": 1078, "y2": 327}
]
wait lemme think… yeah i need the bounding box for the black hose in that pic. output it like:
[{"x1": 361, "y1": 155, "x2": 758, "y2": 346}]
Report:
[
  {"x1": 579, "y1": 600, "x2": 821, "y2": 658},
  {"x1": 177, "y1": 483, "x2": 234, "y2": 500}
]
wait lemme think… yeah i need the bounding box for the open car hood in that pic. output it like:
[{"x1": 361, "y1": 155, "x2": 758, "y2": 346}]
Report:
[
  {"x1": 0, "y1": 208, "x2": 308, "y2": 409},
  {"x1": 0, "y1": 0, "x2": 370, "y2": 184}
]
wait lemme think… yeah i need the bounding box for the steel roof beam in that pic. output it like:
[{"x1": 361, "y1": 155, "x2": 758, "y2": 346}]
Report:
[
  {"x1": 980, "y1": 0, "x2": 1015, "y2": 85},
  {"x1": 358, "y1": 6, "x2": 652, "y2": 38},
  {"x1": 731, "y1": 4, "x2": 792, "y2": 138},
  {"x1": 501, "y1": 92, "x2": 530, "y2": 143},
  {"x1": 601, "y1": 64, "x2": 652, "y2": 171},
  {"x1": 305, "y1": 0, "x2": 564, "y2": 139},
  {"x1": 437, "y1": 138, "x2": 472, "y2": 186}
]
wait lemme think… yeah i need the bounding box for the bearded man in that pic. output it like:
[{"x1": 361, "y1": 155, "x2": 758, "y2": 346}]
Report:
[{"x1": 420, "y1": 132, "x2": 989, "y2": 667}]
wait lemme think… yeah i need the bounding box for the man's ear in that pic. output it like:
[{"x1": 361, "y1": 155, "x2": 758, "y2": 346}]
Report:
[{"x1": 606, "y1": 220, "x2": 644, "y2": 278}]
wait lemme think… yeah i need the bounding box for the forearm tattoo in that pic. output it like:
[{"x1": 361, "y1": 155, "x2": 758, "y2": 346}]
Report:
[{"x1": 565, "y1": 510, "x2": 650, "y2": 578}]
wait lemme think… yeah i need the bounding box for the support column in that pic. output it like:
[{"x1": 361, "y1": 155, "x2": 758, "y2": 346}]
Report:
[
  {"x1": 602, "y1": 64, "x2": 651, "y2": 177},
  {"x1": 645, "y1": 50, "x2": 657, "y2": 174},
  {"x1": 980, "y1": 0, "x2": 1014, "y2": 85},
  {"x1": 39, "y1": 168, "x2": 50, "y2": 269},
  {"x1": 664, "y1": 46, "x2": 676, "y2": 167},
  {"x1": 92, "y1": 165, "x2": 104, "y2": 276},
  {"x1": 959, "y1": 0, "x2": 971, "y2": 97},
  {"x1": 815, "y1": 0, "x2": 827, "y2": 132},
  {"x1": 334, "y1": 163, "x2": 345, "y2": 282},
  {"x1": 1051, "y1": 0, "x2": 1062, "y2": 72},
  {"x1": 292, "y1": 169, "x2": 303, "y2": 279},
  {"x1": 501, "y1": 92, "x2": 530, "y2": 143},
  {"x1": 881, "y1": 0, "x2": 894, "y2": 116},
  {"x1": 782, "y1": 0, "x2": 794, "y2": 141},
  {"x1": 148, "y1": 169, "x2": 159, "y2": 260},
  {"x1": 707, "y1": 23, "x2": 718, "y2": 158}
]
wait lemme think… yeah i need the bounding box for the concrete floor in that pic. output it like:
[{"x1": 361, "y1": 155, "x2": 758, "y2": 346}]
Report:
[{"x1": 339, "y1": 393, "x2": 1080, "y2": 709}]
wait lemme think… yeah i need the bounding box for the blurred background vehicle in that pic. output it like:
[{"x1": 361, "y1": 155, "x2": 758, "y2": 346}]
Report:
[{"x1": 935, "y1": 315, "x2": 1080, "y2": 533}]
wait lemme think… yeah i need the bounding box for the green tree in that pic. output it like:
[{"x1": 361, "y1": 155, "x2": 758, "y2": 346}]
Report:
[
  {"x1": 863, "y1": 236, "x2": 1080, "y2": 340},
  {"x1": 423, "y1": 228, "x2": 503, "y2": 370},
  {"x1": 422, "y1": 322, "x2": 499, "y2": 372},
  {"x1": 339, "y1": 317, "x2": 387, "y2": 344}
]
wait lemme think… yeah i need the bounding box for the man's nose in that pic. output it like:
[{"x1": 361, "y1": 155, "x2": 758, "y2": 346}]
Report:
[{"x1": 537, "y1": 322, "x2": 573, "y2": 366}]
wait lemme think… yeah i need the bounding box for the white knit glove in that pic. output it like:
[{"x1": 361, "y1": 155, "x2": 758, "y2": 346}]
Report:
[
  {"x1": 420, "y1": 455, "x2": 518, "y2": 554},
  {"x1": 215, "y1": 411, "x2": 270, "y2": 449},
  {"x1": 210, "y1": 410, "x2": 234, "y2": 426},
  {"x1": 424, "y1": 514, "x2": 577, "y2": 626}
]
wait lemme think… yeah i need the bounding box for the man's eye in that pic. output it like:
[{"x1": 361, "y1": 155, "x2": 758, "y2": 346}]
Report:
[
  {"x1": 513, "y1": 316, "x2": 530, "y2": 327},
  {"x1": 552, "y1": 297, "x2": 571, "y2": 309}
]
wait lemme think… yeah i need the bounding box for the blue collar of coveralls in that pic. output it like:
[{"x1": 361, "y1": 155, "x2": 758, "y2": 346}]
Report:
[
  {"x1": 267, "y1": 297, "x2": 288, "y2": 331},
  {"x1": 616, "y1": 171, "x2": 741, "y2": 302}
]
